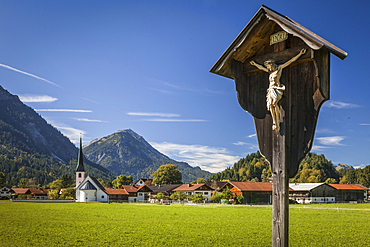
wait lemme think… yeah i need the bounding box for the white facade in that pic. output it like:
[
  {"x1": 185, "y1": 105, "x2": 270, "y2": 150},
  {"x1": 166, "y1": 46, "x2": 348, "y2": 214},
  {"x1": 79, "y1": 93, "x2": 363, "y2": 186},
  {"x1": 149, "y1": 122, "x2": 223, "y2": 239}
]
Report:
[
  {"x1": 183, "y1": 190, "x2": 212, "y2": 200},
  {"x1": 295, "y1": 197, "x2": 335, "y2": 204},
  {"x1": 0, "y1": 187, "x2": 12, "y2": 198},
  {"x1": 135, "y1": 179, "x2": 145, "y2": 186},
  {"x1": 128, "y1": 192, "x2": 151, "y2": 202},
  {"x1": 75, "y1": 176, "x2": 108, "y2": 202}
]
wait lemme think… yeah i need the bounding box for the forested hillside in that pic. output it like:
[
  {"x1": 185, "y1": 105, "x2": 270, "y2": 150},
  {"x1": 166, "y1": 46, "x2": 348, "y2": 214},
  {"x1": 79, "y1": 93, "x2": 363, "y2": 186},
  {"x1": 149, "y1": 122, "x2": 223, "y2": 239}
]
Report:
[
  {"x1": 0, "y1": 86, "x2": 115, "y2": 187},
  {"x1": 209, "y1": 152, "x2": 270, "y2": 182},
  {"x1": 209, "y1": 151, "x2": 370, "y2": 187}
]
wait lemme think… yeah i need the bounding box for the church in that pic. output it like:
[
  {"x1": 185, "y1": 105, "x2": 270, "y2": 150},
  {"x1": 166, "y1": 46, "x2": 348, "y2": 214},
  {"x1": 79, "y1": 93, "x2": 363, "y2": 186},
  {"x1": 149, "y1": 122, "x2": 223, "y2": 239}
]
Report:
[{"x1": 75, "y1": 137, "x2": 108, "y2": 202}]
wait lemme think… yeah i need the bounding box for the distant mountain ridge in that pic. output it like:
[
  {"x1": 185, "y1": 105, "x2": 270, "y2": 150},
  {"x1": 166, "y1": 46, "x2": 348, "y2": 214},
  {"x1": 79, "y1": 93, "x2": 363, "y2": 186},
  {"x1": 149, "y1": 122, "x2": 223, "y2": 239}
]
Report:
[
  {"x1": 334, "y1": 163, "x2": 354, "y2": 171},
  {"x1": 83, "y1": 129, "x2": 212, "y2": 183},
  {"x1": 0, "y1": 85, "x2": 115, "y2": 186}
]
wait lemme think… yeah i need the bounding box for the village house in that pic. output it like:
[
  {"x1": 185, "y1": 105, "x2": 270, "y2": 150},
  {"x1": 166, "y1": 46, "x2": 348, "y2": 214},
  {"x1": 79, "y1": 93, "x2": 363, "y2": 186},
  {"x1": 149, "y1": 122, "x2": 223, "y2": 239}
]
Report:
[
  {"x1": 219, "y1": 182, "x2": 273, "y2": 204},
  {"x1": 121, "y1": 184, "x2": 152, "y2": 202},
  {"x1": 206, "y1": 181, "x2": 227, "y2": 190},
  {"x1": 148, "y1": 184, "x2": 182, "y2": 197},
  {"x1": 28, "y1": 188, "x2": 49, "y2": 199},
  {"x1": 11, "y1": 188, "x2": 49, "y2": 199},
  {"x1": 329, "y1": 184, "x2": 366, "y2": 202},
  {"x1": 105, "y1": 188, "x2": 129, "y2": 202},
  {"x1": 134, "y1": 178, "x2": 152, "y2": 186},
  {"x1": 11, "y1": 188, "x2": 31, "y2": 198},
  {"x1": 352, "y1": 184, "x2": 369, "y2": 201},
  {"x1": 289, "y1": 183, "x2": 336, "y2": 204},
  {"x1": 173, "y1": 183, "x2": 212, "y2": 200},
  {"x1": 0, "y1": 187, "x2": 13, "y2": 199}
]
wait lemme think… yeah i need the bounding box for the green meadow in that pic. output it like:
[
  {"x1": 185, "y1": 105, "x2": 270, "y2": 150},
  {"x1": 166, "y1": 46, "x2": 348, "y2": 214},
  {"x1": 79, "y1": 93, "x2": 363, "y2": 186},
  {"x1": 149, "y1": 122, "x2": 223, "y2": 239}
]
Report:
[{"x1": 1, "y1": 202, "x2": 369, "y2": 246}]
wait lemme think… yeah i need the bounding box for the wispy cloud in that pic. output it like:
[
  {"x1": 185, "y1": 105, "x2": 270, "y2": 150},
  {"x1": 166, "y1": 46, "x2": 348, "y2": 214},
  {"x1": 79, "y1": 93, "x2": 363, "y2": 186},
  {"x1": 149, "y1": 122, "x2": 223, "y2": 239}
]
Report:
[
  {"x1": 147, "y1": 87, "x2": 176, "y2": 95},
  {"x1": 19, "y1": 95, "x2": 58, "y2": 103},
  {"x1": 73, "y1": 118, "x2": 107, "y2": 123},
  {"x1": 248, "y1": 134, "x2": 257, "y2": 138},
  {"x1": 316, "y1": 136, "x2": 345, "y2": 146},
  {"x1": 315, "y1": 128, "x2": 336, "y2": 134},
  {"x1": 0, "y1": 63, "x2": 62, "y2": 88},
  {"x1": 232, "y1": 141, "x2": 248, "y2": 146},
  {"x1": 360, "y1": 123, "x2": 370, "y2": 126},
  {"x1": 144, "y1": 118, "x2": 206, "y2": 122},
  {"x1": 53, "y1": 125, "x2": 85, "y2": 145},
  {"x1": 127, "y1": 112, "x2": 180, "y2": 118},
  {"x1": 35, "y1": 109, "x2": 92, "y2": 113},
  {"x1": 150, "y1": 142, "x2": 240, "y2": 173},
  {"x1": 148, "y1": 78, "x2": 199, "y2": 95},
  {"x1": 82, "y1": 98, "x2": 100, "y2": 104},
  {"x1": 128, "y1": 112, "x2": 206, "y2": 122},
  {"x1": 157, "y1": 80, "x2": 197, "y2": 92},
  {"x1": 311, "y1": 145, "x2": 329, "y2": 152},
  {"x1": 325, "y1": 101, "x2": 360, "y2": 109}
]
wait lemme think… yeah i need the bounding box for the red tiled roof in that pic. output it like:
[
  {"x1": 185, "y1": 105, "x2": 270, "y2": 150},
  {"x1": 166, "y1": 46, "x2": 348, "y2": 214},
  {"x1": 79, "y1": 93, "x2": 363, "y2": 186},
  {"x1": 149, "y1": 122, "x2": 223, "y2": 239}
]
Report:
[
  {"x1": 175, "y1": 184, "x2": 211, "y2": 191},
  {"x1": 121, "y1": 184, "x2": 152, "y2": 193},
  {"x1": 121, "y1": 185, "x2": 138, "y2": 193},
  {"x1": 329, "y1": 184, "x2": 366, "y2": 190},
  {"x1": 28, "y1": 188, "x2": 48, "y2": 195},
  {"x1": 105, "y1": 188, "x2": 129, "y2": 195},
  {"x1": 229, "y1": 182, "x2": 273, "y2": 192},
  {"x1": 11, "y1": 188, "x2": 30, "y2": 194}
]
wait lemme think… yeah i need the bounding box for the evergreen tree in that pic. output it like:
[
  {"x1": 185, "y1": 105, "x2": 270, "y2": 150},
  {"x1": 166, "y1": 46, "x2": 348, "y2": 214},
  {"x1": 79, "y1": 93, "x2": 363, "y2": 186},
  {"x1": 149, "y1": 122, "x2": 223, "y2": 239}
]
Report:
[{"x1": 0, "y1": 172, "x2": 6, "y2": 187}]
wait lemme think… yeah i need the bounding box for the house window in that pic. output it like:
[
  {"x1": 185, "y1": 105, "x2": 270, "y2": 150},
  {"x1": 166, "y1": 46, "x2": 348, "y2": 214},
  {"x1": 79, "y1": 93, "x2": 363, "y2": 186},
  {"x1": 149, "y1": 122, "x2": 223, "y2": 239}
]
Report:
[
  {"x1": 204, "y1": 192, "x2": 209, "y2": 195},
  {"x1": 139, "y1": 193, "x2": 142, "y2": 196},
  {"x1": 78, "y1": 173, "x2": 81, "y2": 178},
  {"x1": 102, "y1": 195, "x2": 104, "y2": 198}
]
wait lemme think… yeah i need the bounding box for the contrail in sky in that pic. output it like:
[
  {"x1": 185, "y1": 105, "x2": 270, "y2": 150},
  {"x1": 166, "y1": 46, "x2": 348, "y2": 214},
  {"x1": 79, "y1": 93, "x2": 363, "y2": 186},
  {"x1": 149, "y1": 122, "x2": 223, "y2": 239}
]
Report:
[{"x1": 0, "y1": 63, "x2": 62, "y2": 88}]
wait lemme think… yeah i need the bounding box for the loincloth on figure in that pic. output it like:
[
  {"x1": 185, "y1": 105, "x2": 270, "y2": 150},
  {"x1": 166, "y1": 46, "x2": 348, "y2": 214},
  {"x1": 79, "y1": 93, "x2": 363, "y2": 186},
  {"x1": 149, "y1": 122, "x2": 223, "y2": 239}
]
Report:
[{"x1": 266, "y1": 85, "x2": 285, "y2": 111}]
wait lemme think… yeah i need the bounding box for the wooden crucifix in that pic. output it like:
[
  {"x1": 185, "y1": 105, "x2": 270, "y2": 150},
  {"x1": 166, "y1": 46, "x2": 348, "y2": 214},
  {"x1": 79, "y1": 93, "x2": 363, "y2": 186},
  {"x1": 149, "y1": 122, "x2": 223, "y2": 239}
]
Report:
[{"x1": 210, "y1": 5, "x2": 347, "y2": 247}]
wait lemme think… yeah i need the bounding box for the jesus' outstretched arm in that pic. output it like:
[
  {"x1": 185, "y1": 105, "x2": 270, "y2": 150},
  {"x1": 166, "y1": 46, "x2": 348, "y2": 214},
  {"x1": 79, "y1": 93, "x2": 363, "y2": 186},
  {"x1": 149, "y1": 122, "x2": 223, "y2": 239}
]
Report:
[{"x1": 279, "y1": 48, "x2": 306, "y2": 70}]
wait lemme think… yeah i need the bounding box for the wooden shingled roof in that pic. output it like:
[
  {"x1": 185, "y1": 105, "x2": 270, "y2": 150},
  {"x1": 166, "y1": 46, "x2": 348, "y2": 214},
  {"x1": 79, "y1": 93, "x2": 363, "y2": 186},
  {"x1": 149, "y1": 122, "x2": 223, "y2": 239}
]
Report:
[{"x1": 210, "y1": 5, "x2": 347, "y2": 79}]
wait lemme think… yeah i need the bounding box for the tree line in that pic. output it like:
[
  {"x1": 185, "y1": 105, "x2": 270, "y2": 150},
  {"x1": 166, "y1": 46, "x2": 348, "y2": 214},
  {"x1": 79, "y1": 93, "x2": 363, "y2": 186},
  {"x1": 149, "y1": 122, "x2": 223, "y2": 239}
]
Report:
[{"x1": 209, "y1": 152, "x2": 370, "y2": 188}]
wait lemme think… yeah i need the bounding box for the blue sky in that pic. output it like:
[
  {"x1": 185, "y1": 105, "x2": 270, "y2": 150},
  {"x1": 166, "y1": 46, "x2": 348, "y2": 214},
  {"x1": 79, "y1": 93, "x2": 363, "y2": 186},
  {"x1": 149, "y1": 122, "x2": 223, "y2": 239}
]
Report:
[{"x1": 0, "y1": 1, "x2": 369, "y2": 173}]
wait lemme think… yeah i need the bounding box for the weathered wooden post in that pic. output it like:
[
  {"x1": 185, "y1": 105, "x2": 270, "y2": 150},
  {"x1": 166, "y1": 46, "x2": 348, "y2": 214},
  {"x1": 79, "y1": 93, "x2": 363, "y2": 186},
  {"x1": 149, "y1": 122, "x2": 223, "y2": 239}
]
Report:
[{"x1": 210, "y1": 5, "x2": 347, "y2": 246}]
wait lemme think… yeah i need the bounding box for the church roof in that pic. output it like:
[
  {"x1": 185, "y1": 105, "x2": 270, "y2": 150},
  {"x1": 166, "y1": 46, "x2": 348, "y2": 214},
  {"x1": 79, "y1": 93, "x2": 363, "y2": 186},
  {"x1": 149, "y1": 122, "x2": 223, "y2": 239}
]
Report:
[
  {"x1": 76, "y1": 137, "x2": 85, "y2": 172},
  {"x1": 80, "y1": 180, "x2": 97, "y2": 190},
  {"x1": 89, "y1": 176, "x2": 106, "y2": 192}
]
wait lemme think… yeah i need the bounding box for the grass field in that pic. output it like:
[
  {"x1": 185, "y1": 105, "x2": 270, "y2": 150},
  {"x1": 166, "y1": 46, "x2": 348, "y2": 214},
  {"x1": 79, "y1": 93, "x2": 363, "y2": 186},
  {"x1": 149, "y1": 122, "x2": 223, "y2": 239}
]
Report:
[{"x1": 1, "y1": 202, "x2": 369, "y2": 246}]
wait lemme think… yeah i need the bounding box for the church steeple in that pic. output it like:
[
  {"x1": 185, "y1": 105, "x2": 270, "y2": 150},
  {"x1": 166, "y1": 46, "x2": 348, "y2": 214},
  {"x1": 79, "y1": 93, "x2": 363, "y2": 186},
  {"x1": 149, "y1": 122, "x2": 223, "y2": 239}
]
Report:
[
  {"x1": 76, "y1": 136, "x2": 85, "y2": 172},
  {"x1": 76, "y1": 135, "x2": 86, "y2": 187}
]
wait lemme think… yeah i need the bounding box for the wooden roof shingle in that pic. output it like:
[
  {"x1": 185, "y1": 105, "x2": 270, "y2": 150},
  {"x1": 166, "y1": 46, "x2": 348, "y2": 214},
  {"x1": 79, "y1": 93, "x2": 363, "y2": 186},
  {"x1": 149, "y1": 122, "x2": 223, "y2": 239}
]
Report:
[{"x1": 210, "y1": 5, "x2": 347, "y2": 79}]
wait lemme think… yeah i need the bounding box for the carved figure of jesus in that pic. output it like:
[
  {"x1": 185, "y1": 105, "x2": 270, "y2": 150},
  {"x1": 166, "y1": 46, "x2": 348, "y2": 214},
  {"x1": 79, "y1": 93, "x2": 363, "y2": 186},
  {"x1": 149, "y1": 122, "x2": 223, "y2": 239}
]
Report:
[{"x1": 250, "y1": 48, "x2": 306, "y2": 131}]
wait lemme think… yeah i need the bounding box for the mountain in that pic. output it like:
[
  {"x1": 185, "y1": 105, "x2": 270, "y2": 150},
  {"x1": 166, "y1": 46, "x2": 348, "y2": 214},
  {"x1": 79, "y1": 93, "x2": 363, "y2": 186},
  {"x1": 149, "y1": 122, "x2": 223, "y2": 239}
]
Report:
[
  {"x1": 0, "y1": 86, "x2": 115, "y2": 186},
  {"x1": 334, "y1": 163, "x2": 354, "y2": 171},
  {"x1": 83, "y1": 129, "x2": 212, "y2": 183}
]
